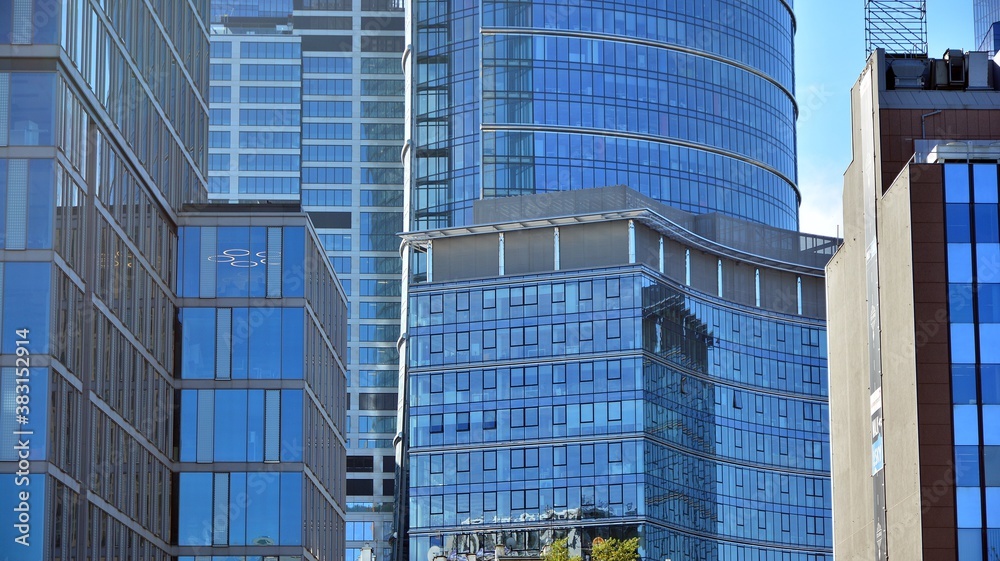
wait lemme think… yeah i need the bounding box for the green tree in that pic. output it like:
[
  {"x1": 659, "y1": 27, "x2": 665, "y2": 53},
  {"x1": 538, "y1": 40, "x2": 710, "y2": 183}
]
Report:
[
  {"x1": 591, "y1": 537, "x2": 639, "y2": 561},
  {"x1": 541, "y1": 538, "x2": 581, "y2": 561}
]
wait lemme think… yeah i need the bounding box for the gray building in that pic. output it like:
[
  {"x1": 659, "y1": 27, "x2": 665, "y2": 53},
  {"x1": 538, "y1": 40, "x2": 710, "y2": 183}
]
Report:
[
  {"x1": 828, "y1": 49, "x2": 1000, "y2": 561},
  {"x1": 207, "y1": 2, "x2": 406, "y2": 559}
]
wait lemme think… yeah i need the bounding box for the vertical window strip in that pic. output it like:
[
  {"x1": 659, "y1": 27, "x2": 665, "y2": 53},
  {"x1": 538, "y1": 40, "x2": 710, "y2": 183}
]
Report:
[
  {"x1": 266, "y1": 227, "x2": 282, "y2": 298},
  {"x1": 717, "y1": 259, "x2": 723, "y2": 297},
  {"x1": 6, "y1": 160, "x2": 28, "y2": 249},
  {"x1": 685, "y1": 249, "x2": 691, "y2": 286},
  {"x1": 498, "y1": 233, "x2": 505, "y2": 276},
  {"x1": 215, "y1": 309, "x2": 232, "y2": 380},
  {"x1": 196, "y1": 390, "x2": 215, "y2": 463},
  {"x1": 264, "y1": 389, "x2": 281, "y2": 462},
  {"x1": 796, "y1": 277, "x2": 803, "y2": 315},
  {"x1": 199, "y1": 227, "x2": 217, "y2": 298},
  {"x1": 212, "y1": 473, "x2": 229, "y2": 545},
  {"x1": 0, "y1": 73, "x2": 9, "y2": 146},
  {"x1": 755, "y1": 269, "x2": 761, "y2": 307},
  {"x1": 12, "y1": 0, "x2": 32, "y2": 44}
]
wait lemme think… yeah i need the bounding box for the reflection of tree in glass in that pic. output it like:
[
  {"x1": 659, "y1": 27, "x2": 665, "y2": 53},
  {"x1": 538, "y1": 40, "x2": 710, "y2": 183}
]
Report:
[
  {"x1": 540, "y1": 538, "x2": 580, "y2": 561},
  {"x1": 590, "y1": 537, "x2": 639, "y2": 561}
]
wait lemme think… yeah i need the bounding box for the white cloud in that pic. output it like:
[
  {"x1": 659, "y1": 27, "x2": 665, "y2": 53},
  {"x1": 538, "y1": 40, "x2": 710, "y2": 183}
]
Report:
[{"x1": 798, "y1": 161, "x2": 845, "y2": 238}]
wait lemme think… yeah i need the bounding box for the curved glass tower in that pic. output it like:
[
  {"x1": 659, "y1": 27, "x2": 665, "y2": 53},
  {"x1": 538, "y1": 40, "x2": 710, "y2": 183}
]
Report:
[{"x1": 406, "y1": 0, "x2": 800, "y2": 231}]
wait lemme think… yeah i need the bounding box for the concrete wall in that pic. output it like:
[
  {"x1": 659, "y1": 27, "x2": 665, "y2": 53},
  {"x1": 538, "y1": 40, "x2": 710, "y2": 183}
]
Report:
[
  {"x1": 876, "y1": 167, "x2": 925, "y2": 561},
  {"x1": 827, "y1": 156, "x2": 878, "y2": 561}
]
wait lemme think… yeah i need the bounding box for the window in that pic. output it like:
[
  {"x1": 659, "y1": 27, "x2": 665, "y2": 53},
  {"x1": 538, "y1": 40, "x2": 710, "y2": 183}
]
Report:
[
  {"x1": 361, "y1": 58, "x2": 402, "y2": 74},
  {"x1": 429, "y1": 414, "x2": 443, "y2": 434},
  {"x1": 304, "y1": 101, "x2": 352, "y2": 118},
  {"x1": 362, "y1": 79, "x2": 404, "y2": 96},
  {"x1": 361, "y1": 101, "x2": 404, "y2": 118},
  {"x1": 304, "y1": 123, "x2": 352, "y2": 140},
  {"x1": 483, "y1": 410, "x2": 497, "y2": 430},
  {"x1": 211, "y1": 64, "x2": 231, "y2": 80},
  {"x1": 304, "y1": 78, "x2": 352, "y2": 96},
  {"x1": 209, "y1": 86, "x2": 231, "y2": 103},
  {"x1": 553, "y1": 405, "x2": 566, "y2": 425},
  {"x1": 303, "y1": 57, "x2": 352, "y2": 73},
  {"x1": 240, "y1": 64, "x2": 301, "y2": 81},
  {"x1": 240, "y1": 42, "x2": 300, "y2": 59},
  {"x1": 303, "y1": 167, "x2": 352, "y2": 184},
  {"x1": 240, "y1": 86, "x2": 300, "y2": 104}
]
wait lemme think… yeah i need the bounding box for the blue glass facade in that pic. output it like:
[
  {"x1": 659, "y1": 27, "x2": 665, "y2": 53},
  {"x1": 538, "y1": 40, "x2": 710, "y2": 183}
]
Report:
[
  {"x1": 208, "y1": 1, "x2": 407, "y2": 557},
  {"x1": 175, "y1": 219, "x2": 349, "y2": 560},
  {"x1": 398, "y1": 190, "x2": 838, "y2": 561},
  {"x1": 405, "y1": 267, "x2": 830, "y2": 561},
  {"x1": 975, "y1": 0, "x2": 1000, "y2": 53},
  {"x1": 0, "y1": 0, "x2": 209, "y2": 558},
  {"x1": 943, "y1": 163, "x2": 1000, "y2": 559},
  {"x1": 408, "y1": 0, "x2": 800, "y2": 230}
]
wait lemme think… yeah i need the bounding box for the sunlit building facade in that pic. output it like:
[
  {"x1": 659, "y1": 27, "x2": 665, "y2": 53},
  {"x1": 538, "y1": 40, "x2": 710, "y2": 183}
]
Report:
[
  {"x1": 0, "y1": 1, "x2": 348, "y2": 559},
  {"x1": 398, "y1": 2, "x2": 830, "y2": 561},
  {"x1": 207, "y1": 1, "x2": 406, "y2": 558},
  {"x1": 175, "y1": 208, "x2": 349, "y2": 561},
  {"x1": 405, "y1": 0, "x2": 800, "y2": 232},
  {"x1": 0, "y1": 1, "x2": 207, "y2": 559}
]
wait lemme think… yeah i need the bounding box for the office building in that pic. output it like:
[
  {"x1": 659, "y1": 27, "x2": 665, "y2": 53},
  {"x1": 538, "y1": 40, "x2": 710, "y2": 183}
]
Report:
[
  {"x1": 0, "y1": 1, "x2": 348, "y2": 560},
  {"x1": 975, "y1": 0, "x2": 1000, "y2": 55},
  {"x1": 207, "y1": 1, "x2": 406, "y2": 558},
  {"x1": 399, "y1": 186, "x2": 835, "y2": 561},
  {"x1": 828, "y1": 49, "x2": 1000, "y2": 560},
  {"x1": 175, "y1": 206, "x2": 349, "y2": 561},
  {"x1": 405, "y1": 0, "x2": 800, "y2": 231},
  {"x1": 397, "y1": 2, "x2": 834, "y2": 561},
  {"x1": 0, "y1": 1, "x2": 208, "y2": 558}
]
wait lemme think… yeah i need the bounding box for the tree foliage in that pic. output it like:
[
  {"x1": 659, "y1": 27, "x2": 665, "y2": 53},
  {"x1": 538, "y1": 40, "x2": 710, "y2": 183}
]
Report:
[
  {"x1": 541, "y1": 538, "x2": 581, "y2": 561},
  {"x1": 591, "y1": 537, "x2": 639, "y2": 561}
]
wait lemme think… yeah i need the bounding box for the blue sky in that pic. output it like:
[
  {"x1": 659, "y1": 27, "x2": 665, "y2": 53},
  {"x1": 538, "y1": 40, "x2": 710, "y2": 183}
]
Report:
[{"x1": 795, "y1": 1, "x2": 975, "y2": 236}]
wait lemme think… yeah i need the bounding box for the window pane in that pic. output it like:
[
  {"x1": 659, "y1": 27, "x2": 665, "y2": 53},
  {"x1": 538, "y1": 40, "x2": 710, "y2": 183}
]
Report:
[
  {"x1": 181, "y1": 308, "x2": 216, "y2": 379},
  {"x1": 178, "y1": 473, "x2": 213, "y2": 545},
  {"x1": 215, "y1": 390, "x2": 248, "y2": 461}
]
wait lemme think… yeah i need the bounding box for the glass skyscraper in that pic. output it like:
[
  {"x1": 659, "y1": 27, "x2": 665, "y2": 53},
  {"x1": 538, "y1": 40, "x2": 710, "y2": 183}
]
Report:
[
  {"x1": 975, "y1": 0, "x2": 1000, "y2": 54},
  {"x1": 174, "y1": 209, "x2": 349, "y2": 561},
  {"x1": 0, "y1": 1, "x2": 348, "y2": 560},
  {"x1": 399, "y1": 2, "x2": 833, "y2": 561},
  {"x1": 0, "y1": 1, "x2": 208, "y2": 558},
  {"x1": 406, "y1": 0, "x2": 800, "y2": 231},
  {"x1": 207, "y1": 2, "x2": 406, "y2": 559},
  {"x1": 398, "y1": 188, "x2": 834, "y2": 561}
]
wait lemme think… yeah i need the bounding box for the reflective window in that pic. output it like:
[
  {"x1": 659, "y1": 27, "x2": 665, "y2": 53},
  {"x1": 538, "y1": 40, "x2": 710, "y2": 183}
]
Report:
[{"x1": 7, "y1": 74, "x2": 56, "y2": 145}]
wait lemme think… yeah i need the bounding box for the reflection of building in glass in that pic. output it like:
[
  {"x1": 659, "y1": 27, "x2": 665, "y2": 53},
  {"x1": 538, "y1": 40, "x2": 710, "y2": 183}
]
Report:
[
  {"x1": 0, "y1": 3, "x2": 349, "y2": 559},
  {"x1": 399, "y1": 187, "x2": 836, "y2": 561},
  {"x1": 208, "y1": 0, "x2": 407, "y2": 558},
  {"x1": 975, "y1": 0, "x2": 1000, "y2": 54},
  {"x1": 405, "y1": 1, "x2": 800, "y2": 231},
  {"x1": 829, "y1": 49, "x2": 1000, "y2": 561},
  {"x1": 174, "y1": 207, "x2": 349, "y2": 560},
  {"x1": 0, "y1": 2, "x2": 207, "y2": 559}
]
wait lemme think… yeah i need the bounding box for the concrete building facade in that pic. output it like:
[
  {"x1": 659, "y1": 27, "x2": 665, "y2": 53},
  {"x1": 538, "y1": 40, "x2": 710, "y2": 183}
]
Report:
[{"x1": 828, "y1": 49, "x2": 1000, "y2": 561}]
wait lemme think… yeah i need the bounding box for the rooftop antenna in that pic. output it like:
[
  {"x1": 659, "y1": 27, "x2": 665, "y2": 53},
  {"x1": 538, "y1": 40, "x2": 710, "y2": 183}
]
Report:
[{"x1": 865, "y1": 0, "x2": 928, "y2": 56}]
